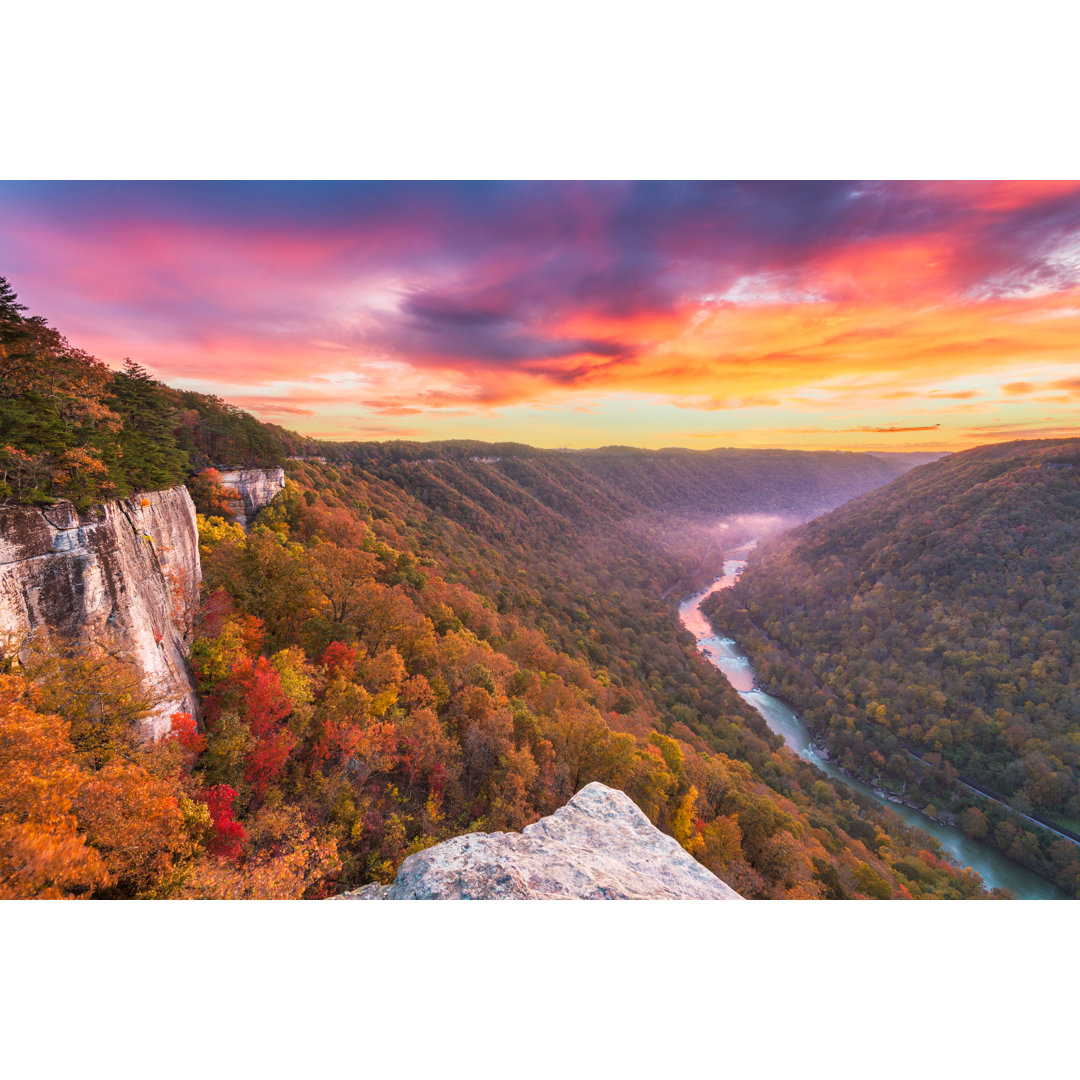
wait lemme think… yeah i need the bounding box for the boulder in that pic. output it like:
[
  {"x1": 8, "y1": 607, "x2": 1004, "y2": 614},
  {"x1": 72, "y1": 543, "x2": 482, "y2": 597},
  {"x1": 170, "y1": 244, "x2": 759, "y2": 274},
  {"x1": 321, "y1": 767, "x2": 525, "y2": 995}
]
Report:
[{"x1": 337, "y1": 782, "x2": 742, "y2": 900}]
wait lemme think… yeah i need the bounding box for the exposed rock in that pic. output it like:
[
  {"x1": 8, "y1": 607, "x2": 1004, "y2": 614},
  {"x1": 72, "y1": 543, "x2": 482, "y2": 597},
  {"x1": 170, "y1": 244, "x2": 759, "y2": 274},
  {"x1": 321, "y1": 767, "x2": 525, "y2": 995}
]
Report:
[
  {"x1": 336, "y1": 782, "x2": 743, "y2": 900},
  {"x1": 216, "y1": 468, "x2": 286, "y2": 525},
  {"x1": 0, "y1": 486, "x2": 201, "y2": 736}
]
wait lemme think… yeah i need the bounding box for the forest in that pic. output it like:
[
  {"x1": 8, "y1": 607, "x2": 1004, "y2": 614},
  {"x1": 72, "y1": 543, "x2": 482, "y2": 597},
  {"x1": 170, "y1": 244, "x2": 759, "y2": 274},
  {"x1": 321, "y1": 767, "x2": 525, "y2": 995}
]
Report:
[
  {"x1": 0, "y1": 275, "x2": 1014, "y2": 899},
  {"x1": 703, "y1": 440, "x2": 1080, "y2": 897}
]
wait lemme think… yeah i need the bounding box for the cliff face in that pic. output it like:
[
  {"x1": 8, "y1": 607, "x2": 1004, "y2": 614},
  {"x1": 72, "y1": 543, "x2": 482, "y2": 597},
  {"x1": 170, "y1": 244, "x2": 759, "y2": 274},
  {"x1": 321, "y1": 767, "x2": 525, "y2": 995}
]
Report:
[
  {"x1": 217, "y1": 468, "x2": 285, "y2": 524},
  {"x1": 0, "y1": 486, "x2": 201, "y2": 737},
  {"x1": 340, "y1": 782, "x2": 743, "y2": 900}
]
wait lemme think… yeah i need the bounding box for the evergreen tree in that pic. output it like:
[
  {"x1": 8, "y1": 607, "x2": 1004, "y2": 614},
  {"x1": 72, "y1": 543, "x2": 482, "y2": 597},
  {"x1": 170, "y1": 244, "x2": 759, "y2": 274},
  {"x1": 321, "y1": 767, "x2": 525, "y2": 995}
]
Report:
[{"x1": 109, "y1": 359, "x2": 190, "y2": 493}]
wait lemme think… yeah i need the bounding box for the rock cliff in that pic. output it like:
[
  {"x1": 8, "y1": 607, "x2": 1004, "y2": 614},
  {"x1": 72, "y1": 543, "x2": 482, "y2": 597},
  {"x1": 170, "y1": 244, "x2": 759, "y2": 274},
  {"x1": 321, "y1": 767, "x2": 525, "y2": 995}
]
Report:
[
  {"x1": 216, "y1": 468, "x2": 286, "y2": 525},
  {"x1": 339, "y1": 782, "x2": 743, "y2": 899},
  {"x1": 0, "y1": 486, "x2": 201, "y2": 737}
]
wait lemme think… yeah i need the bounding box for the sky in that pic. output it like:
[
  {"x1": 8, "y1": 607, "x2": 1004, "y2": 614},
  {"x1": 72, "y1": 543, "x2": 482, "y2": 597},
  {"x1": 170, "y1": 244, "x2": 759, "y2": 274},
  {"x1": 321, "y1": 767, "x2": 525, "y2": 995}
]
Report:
[{"x1": 2, "y1": 180, "x2": 1079, "y2": 452}]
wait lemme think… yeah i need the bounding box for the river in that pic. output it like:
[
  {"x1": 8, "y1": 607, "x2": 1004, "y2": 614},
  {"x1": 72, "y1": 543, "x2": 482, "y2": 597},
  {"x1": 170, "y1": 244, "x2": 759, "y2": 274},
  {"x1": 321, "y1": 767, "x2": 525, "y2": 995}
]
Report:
[{"x1": 678, "y1": 545, "x2": 1066, "y2": 900}]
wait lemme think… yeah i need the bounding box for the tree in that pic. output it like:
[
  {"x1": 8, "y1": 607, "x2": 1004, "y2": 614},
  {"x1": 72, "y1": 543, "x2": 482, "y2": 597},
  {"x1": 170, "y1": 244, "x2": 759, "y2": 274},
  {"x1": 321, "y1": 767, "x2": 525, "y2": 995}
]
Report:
[
  {"x1": 19, "y1": 641, "x2": 158, "y2": 766},
  {"x1": 0, "y1": 276, "x2": 27, "y2": 321},
  {"x1": 109, "y1": 359, "x2": 189, "y2": 493},
  {"x1": 73, "y1": 758, "x2": 192, "y2": 898},
  {"x1": 0, "y1": 677, "x2": 111, "y2": 898},
  {"x1": 189, "y1": 468, "x2": 240, "y2": 519},
  {"x1": 203, "y1": 785, "x2": 246, "y2": 861}
]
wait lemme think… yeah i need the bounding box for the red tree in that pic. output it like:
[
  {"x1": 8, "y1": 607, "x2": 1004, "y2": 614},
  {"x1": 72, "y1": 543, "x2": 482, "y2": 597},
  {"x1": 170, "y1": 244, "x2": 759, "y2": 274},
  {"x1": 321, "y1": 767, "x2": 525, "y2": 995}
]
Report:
[
  {"x1": 227, "y1": 656, "x2": 297, "y2": 799},
  {"x1": 204, "y1": 784, "x2": 246, "y2": 861},
  {"x1": 167, "y1": 711, "x2": 207, "y2": 756},
  {"x1": 319, "y1": 641, "x2": 358, "y2": 677}
]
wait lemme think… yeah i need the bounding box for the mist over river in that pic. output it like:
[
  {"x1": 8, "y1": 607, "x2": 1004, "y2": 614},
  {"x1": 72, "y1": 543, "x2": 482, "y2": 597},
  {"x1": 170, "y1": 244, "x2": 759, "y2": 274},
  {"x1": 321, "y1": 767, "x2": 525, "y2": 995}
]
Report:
[{"x1": 679, "y1": 544, "x2": 1066, "y2": 900}]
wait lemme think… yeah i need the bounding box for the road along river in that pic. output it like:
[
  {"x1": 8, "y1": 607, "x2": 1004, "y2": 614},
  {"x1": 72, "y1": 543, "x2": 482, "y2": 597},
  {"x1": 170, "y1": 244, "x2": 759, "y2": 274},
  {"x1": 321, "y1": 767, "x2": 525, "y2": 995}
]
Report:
[{"x1": 679, "y1": 548, "x2": 1066, "y2": 899}]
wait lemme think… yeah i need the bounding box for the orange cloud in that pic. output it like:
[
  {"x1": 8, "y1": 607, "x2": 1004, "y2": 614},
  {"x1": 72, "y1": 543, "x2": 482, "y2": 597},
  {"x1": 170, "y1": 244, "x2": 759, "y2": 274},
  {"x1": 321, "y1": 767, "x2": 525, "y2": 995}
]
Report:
[{"x1": 847, "y1": 424, "x2": 941, "y2": 433}]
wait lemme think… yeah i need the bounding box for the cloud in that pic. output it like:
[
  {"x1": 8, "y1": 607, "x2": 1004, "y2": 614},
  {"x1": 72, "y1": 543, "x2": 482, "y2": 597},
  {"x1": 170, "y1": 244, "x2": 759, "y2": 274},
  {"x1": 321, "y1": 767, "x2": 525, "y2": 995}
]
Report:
[
  {"x1": 845, "y1": 424, "x2": 942, "y2": 433},
  {"x1": 961, "y1": 420, "x2": 1080, "y2": 439},
  {"x1": 366, "y1": 403, "x2": 425, "y2": 416},
  {"x1": 353, "y1": 424, "x2": 424, "y2": 439},
  {"x1": 402, "y1": 292, "x2": 512, "y2": 328},
  {"x1": 229, "y1": 397, "x2": 316, "y2": 416},
  {"x1": 1002, "y1": 377, "x2": 1080, "y2": 399}
]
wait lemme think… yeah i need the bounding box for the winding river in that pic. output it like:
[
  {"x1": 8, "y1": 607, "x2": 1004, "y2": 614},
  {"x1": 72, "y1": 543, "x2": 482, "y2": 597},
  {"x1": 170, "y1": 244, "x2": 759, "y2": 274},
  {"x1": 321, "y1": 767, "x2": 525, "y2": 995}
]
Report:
[{"x1": 679, "y1": 544, "x2": 1066, "y2": 899}]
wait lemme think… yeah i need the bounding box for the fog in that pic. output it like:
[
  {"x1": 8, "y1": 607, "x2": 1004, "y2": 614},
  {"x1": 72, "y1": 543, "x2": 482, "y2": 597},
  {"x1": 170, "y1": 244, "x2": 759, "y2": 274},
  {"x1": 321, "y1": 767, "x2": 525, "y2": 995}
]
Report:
[{"x1": 713, "y1": 512, "x2": 804, "y2": 547}]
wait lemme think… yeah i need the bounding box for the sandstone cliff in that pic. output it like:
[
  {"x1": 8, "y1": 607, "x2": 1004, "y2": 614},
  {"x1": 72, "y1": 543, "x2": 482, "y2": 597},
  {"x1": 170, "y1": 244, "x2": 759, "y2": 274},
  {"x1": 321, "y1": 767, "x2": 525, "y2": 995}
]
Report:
[
  {"x1": 0, "y1": 486, "x2": 201, "y2": 736},
  {"x1": 339, "y1": 782, "x2": 743, "y2": 899},
  {"x1": 216, "y1": 468, "x2": 286, "y2": 525}
]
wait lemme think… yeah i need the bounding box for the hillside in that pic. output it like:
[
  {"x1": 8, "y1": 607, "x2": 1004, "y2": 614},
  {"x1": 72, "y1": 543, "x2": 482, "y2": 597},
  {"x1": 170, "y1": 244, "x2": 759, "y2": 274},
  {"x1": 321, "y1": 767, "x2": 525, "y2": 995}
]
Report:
[
  {"x1": 338, "y1": 440, "x2": 913, "y2": 528},
  {"x1": 703, "y1": 438, "x2": 1080, "y2": 896}
]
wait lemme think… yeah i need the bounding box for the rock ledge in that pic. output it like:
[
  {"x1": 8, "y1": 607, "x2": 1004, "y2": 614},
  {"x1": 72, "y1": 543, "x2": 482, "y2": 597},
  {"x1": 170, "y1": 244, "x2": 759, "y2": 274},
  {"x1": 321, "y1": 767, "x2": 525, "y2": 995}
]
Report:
[{"x1": 337, "y1": 782, "x2": 742, "y2": 900}]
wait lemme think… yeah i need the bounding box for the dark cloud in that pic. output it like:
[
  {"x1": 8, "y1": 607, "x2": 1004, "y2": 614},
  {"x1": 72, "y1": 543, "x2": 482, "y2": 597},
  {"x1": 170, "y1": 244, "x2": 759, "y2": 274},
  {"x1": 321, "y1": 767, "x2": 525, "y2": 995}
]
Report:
[{"x1": 403, "y1": 292, "x2": 513, "y2": 327}]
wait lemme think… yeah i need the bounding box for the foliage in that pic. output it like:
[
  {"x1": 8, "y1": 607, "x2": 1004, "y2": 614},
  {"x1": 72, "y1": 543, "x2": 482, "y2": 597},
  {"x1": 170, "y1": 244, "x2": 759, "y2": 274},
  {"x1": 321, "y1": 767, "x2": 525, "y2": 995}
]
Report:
[{"x1": 0, "y1": 676, "x2": 110, "y2": 898}]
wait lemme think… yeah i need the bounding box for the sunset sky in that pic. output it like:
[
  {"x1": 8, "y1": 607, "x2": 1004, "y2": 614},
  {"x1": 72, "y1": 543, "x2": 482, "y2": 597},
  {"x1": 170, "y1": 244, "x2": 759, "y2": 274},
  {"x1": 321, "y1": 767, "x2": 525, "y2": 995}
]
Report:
[{"x1": 2, "y1": 180, "x2": 1079, "y2": 451}]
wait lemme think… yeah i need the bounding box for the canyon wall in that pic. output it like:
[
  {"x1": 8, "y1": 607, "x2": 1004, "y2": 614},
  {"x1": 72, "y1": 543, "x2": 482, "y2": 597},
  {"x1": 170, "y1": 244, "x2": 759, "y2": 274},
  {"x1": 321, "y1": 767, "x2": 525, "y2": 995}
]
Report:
[
  {"x1": 0, "y1": 486, "x2": 201, "y2": 736},
  {"x1": 216, "y1": 468, "x2": 286, "y2": 525},
  {"x1": 338, "y1": 782, "x2": 743, "y2": 900}
]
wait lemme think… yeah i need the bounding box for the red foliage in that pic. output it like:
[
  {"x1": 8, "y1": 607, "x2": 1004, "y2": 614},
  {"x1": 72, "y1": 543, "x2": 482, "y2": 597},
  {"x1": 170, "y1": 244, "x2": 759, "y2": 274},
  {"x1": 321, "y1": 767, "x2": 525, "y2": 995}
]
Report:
[
  {"x1": 319, "y1": 641, "x2": 358, "y2": 677},
  {"x1": 917, "y1": 848, "x2": 954, "y2": 875},
  {"x1": 230, "y1": 656, "x2": 291, "y2": 738},
  {"x1": 200, "y1": 588, "x2": 235, "y2": 638},
  {"x1": 192, "y1": 468, "x2": 240, "y2": 518},
  {"x1": 236, "y1": 614, "x2": 266, "y2": 655},
  {"x1": 167, "y1": 711, "x2": 207, "y2": 756},
  {"x1": 245, "y1": 730, "x2": 297, "y2": 798},
  {"x1": 227, "y1": 656, "x2": 297, "y2": 799},
  {"x1": 204, "y1": 784, "x2": 246, "y2": 861},
  {"x1": 428, "y1": 760, "x2": 447, "y2": 797},
  {"x1": 200, "y1": 693, "x2": 224, "y2": 725}
]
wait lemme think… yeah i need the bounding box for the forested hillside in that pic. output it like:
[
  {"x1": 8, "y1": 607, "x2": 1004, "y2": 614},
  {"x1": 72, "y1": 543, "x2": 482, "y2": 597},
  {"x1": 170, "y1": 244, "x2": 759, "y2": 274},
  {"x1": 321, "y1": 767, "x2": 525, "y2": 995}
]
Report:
[
  {"x1": 703, "y1": 439, "x2": 1080, "y2": 896},
  {"x1": 338, "y1": 440, "x2": 916, "y2": 523},
  {"x1": 0, "y1": 276, "x2": 318, "y2": 507},
  {"x1": 1, "y1": 275, "x2": 994, "y2": 899}
]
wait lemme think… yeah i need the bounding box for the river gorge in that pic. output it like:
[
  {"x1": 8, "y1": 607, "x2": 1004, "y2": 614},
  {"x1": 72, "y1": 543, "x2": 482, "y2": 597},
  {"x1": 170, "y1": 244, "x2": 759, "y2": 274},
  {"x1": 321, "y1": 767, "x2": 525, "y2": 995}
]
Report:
[{"x1": 679, "y1": 544, "x2": 1066, "y2": 899}]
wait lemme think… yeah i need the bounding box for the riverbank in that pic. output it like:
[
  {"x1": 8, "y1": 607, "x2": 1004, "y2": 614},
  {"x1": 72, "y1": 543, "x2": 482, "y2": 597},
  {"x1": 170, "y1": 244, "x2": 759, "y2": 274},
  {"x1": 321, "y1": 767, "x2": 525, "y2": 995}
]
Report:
[{"x1": 677, "y1": 554, "x2": 1067, "y2": 899}]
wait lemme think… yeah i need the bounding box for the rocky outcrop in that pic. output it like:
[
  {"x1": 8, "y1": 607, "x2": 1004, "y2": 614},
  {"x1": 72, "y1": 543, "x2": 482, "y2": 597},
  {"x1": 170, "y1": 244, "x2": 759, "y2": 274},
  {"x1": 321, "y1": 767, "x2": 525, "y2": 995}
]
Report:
[
  {"x1": 338, "y1": 782, "x2": 743, "y2": 900},
  {"x1": 216, "y1": 468, "x2": 285, "y2": 525},
  {"x1": 0, "y1": 486, "x2": 201, "y2": 737}
]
